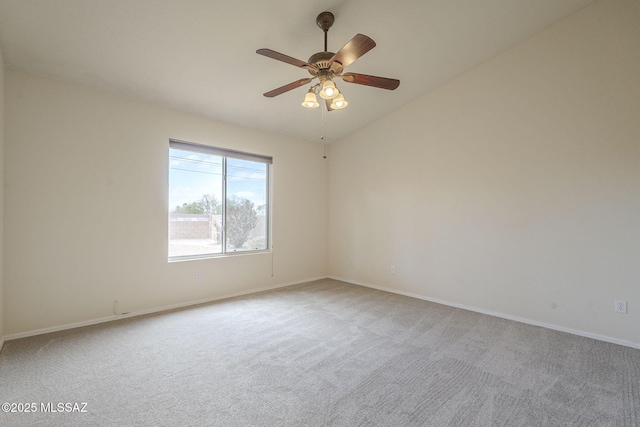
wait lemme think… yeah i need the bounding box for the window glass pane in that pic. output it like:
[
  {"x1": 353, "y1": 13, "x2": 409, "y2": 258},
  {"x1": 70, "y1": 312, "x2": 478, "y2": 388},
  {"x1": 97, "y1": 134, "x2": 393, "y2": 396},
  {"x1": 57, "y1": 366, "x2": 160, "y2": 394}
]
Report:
[
  {"x1": 169, "y1": 148, "x2": 223, "y2": 258},
  {"x1": 226, "y1": 158, "x2": 268, "y2": 252}
]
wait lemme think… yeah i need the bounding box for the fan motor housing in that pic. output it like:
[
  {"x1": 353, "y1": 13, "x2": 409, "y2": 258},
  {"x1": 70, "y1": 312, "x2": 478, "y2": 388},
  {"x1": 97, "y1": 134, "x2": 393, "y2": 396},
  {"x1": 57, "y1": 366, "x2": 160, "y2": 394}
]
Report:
[{"x1": 308, "y1": 51, "x2": 343, "y2": 75}]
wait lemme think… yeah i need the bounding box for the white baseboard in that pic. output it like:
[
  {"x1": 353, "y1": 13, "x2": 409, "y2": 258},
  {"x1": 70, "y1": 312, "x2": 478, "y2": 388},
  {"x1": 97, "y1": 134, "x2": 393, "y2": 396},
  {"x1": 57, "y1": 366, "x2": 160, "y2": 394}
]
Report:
[
  {"x1": 0, "y1": 336, "x2": 5, "y2": 355},
  {"x1": 4, "y1": 276, "x2": 328, "y2": 342},
  {"x1": 330, "y1": 276, "x2": 640, "y2": 350},
  {"x1": 8, "y1": 275, "x2": 636, "y2": 351}
]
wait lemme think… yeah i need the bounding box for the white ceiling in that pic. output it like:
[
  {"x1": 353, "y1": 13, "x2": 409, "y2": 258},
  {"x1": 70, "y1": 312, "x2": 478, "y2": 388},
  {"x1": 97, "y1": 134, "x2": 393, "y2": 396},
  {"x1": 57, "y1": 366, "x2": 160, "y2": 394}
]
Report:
[{"x1": 0, "y1": 0, "x2": 597, "y2": 143}]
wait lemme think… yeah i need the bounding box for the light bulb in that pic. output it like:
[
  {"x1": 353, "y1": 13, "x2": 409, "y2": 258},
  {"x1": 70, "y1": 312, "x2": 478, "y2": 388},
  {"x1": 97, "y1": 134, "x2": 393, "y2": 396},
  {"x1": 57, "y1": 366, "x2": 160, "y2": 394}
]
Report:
[
  {"x1": 301, "y1": 89, "x2": 319, "y2": 108},
  {"x1": 330, "y1": 93, "x2": 348, "y2": 110},
  {"x1": 319, "y1": 80, "x2": 339, "y2": 99}
]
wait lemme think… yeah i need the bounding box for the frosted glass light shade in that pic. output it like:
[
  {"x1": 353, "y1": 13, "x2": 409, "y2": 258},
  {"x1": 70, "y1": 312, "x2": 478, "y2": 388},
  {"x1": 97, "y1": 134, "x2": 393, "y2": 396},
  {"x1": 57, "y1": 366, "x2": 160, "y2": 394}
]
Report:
[
  {"x1": 301, "y1": 90, "x2": 319, "y2": 108},
  {"x1": 319, "y1": 80, "x2": 339, "y2": 99},
  {"x1": 330, "y1": 93, "x2": 348, "y2": 109}
]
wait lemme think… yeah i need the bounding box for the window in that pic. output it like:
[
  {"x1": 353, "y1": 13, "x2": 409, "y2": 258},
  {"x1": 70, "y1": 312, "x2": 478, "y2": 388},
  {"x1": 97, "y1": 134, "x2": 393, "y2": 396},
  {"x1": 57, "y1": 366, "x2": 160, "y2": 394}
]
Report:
[{"x1": 168, "y1": 139, "x2": 271, "y2": 260}]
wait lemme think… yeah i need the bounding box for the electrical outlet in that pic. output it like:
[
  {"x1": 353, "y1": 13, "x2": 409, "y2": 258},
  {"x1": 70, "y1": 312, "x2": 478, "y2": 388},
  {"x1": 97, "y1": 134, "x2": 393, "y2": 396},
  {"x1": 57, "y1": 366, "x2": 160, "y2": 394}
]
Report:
[
  {"x1": 614, "y1": 300, "x2": 627, "y2": 314},
  {"x1": 390, "y1": 265, "x2": 396, "y2": 274},
  {"x1": 195, "y1": 272, "x2": 202, "y2": 282}
]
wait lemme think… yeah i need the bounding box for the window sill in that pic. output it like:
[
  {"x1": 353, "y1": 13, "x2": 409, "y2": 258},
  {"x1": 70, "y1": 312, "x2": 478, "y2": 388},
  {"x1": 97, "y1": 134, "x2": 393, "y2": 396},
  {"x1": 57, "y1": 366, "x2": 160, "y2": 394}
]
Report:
[{"x1": 168, "y1": 249, "x2": 272, "y2": 263}]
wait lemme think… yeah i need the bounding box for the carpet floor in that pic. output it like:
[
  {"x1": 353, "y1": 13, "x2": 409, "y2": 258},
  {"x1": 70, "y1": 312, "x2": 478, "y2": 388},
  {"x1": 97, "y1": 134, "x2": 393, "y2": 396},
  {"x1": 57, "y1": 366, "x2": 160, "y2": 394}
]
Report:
[{"x1": 1, "y1": 278, "x2": 639, "y2": 426}]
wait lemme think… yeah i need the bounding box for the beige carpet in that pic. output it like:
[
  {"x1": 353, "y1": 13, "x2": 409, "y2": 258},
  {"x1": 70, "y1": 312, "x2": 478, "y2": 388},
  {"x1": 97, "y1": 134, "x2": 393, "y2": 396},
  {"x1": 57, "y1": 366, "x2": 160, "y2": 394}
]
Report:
[{"x1": 1, "y1": 278, "x2": 639, "y2": 426}]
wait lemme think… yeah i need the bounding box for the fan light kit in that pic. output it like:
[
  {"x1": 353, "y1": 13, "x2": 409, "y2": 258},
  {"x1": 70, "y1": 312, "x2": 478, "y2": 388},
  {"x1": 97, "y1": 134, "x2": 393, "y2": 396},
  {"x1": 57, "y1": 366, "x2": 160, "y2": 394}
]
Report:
[{"x1": 257, "y1": 11, "x2": 399, "y2": 111}]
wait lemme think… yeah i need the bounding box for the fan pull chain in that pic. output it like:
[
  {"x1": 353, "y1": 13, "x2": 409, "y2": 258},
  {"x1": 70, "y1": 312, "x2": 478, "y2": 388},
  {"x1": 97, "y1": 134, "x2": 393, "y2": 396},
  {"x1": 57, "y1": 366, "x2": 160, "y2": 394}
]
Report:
[{"x1": 321, "y1": 104, "x2": 327, "y2": 159}]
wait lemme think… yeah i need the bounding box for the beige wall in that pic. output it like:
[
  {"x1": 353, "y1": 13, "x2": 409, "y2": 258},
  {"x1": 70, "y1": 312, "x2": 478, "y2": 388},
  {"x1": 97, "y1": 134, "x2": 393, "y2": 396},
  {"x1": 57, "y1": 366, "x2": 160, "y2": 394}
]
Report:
[
  {"x1": 4, "y1": 70, "x2": 328, "y2": 335},
  {"x1": 328, "y1": 0, "x2": 640, "y2": 345},
  {"x1": 0, "y1": 47, "x2": 5, "y2": 344}
]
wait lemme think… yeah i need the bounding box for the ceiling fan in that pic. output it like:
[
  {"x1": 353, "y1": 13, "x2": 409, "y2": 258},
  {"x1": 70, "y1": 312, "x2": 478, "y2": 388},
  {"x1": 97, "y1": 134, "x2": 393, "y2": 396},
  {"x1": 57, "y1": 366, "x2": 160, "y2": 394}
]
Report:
[{"x1": 256, "y1": 11, "x2": 400, "y2": 111}]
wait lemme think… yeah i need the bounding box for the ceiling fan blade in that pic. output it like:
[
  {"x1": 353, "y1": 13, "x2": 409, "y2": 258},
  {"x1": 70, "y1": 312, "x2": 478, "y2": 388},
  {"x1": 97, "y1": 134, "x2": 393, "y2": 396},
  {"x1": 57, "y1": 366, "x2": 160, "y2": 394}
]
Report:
[
  {"x1": 329, "y1": 34, "x2": 376, "y2": 68},
  {"x1": 256, "y1": 48, "x2": 316, "y2": 70},
  {"x1": 325, "y1": 99, "x2": 334, "y2": 112},
  {"x1": 263, "y1": 78, "x2": 313, "y2": 98},
  {"x1": 340, "y1": 72, "x2": 400, "y2": 90}
]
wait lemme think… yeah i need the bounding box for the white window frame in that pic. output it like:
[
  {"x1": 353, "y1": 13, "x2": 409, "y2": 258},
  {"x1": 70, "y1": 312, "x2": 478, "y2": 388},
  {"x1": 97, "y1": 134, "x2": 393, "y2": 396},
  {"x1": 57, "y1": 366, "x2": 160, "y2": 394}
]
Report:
[{"x1": 168, "y1": 139, "x2": 272, "y2": 261}]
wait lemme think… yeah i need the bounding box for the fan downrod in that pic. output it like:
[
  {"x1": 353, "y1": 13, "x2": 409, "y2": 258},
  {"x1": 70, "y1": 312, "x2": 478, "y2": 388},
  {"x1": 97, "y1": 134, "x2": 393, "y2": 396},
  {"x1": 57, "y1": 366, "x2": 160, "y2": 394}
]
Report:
[{"x1": 316, "y1": 11, "x2": 334, "y2": 52}]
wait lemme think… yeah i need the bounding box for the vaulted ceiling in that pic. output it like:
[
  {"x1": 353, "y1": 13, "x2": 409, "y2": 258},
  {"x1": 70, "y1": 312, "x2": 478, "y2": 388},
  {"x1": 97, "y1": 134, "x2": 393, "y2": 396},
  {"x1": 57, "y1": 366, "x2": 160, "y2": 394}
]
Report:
[{"x1": 0, "y1": 0, "x2": 597, "y2": 143}]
